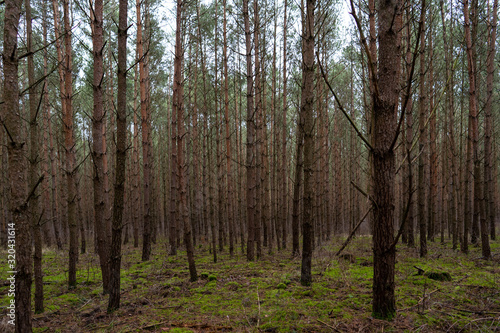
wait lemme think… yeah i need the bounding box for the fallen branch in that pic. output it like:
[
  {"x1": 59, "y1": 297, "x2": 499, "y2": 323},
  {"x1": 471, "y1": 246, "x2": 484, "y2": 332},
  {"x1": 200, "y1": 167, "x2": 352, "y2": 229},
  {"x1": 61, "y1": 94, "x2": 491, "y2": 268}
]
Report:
[
  {"x1": 335, "y1": 207, "x2": 371, "y2": 257},
  {"x1": 317, "y1": 319, "x2": 342, "y2": 332}
]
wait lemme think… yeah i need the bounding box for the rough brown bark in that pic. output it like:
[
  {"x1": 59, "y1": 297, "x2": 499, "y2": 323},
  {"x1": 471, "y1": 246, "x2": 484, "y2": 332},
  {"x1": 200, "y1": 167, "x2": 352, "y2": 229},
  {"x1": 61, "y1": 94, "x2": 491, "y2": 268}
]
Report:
[
  {"x1": 222, "y1": 0, "x2": 234, "y2": 256},
  {"x1": 300, "y1": 0, "x2": 315, "y2": 287},
  {"x1": 462, "y1": 0, "x2": 477, "y2": 254},
  {"x1": 428, "y1": 28, "x2": 437, "y2": 243},
  {"x1": 244, "y1": 0, "x2": 256, "y2": 261},
  {"x1": 25, "y1": 0, "x2": 43, "y2": 313},
  {"x1": 91, "y1": 0, "x2": 111, "y2": 291},
  {"x1": 418, "y1": 3, "x2": 427, "y2": 257},
  {"x1": 138, "y1": 0, "x2": 153, "y2": 261},
  {"x1": 254, "y1": 0, "x2": 263, "y2": 260},
  {"x1": 403, "y1": 8, "x2": 415, "y2": 247},
  {"x1": 440, "y1": 0, "x2": 458, "y2": 249},
  {"x1": 108, "y1": 0, "x2": 128, "y2": 311},
  {"x1": 132, "y1": 60, "x2": 140, "y2": 248},
  {"x1": 4, "y1": 1, "x2": 32, "y2": 331},
  {"x1": 173, "y1": 0, "x2": 197, "y2": 281},
  {"x1": 63, "y1": 0, "x2": 78, "y2": 289},
  {"x1": 371, "y1": 0, "x2": 402, "y2": 320},
  {"x1": 281, "y1": 0, "x2": 288, "y2": 250},
  {"x1": 485, "y1": 0, "x2": 497, "y2": 242}
]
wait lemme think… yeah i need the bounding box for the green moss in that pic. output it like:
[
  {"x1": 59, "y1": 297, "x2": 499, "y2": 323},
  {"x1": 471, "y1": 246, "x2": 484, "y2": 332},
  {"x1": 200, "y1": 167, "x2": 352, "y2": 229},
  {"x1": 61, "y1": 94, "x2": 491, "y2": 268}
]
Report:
[
  {"x1": 208, "y1": 274, "x2": 217, "y2": 281},
  {"x1": 277, "y1": 283, "x2": 287, "y2": 289}
]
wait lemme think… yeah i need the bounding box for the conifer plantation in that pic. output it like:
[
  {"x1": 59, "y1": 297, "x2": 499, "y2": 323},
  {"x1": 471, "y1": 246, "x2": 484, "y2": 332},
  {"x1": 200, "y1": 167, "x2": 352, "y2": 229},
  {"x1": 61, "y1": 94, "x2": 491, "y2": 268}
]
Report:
[{"x1": 1, "y1": 0, "x2": 499, "y2": 331}]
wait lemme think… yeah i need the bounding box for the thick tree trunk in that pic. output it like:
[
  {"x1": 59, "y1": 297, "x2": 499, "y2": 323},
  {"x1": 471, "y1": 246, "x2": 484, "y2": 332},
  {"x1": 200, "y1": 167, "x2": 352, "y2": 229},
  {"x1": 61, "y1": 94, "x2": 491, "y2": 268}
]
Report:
[
  {"x1": 371, "y1": 0, "x2": 402, "y2": 320},
  {"x1": 4, "y1": 1, "x2": 32, "y2": 331}
]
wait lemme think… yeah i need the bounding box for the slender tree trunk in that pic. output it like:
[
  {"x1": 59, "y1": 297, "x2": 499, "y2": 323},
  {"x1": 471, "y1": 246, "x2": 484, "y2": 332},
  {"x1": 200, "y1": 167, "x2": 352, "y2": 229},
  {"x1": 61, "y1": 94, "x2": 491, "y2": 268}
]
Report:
[
  {"x1": 108, "y1": 0, "x2": 128, "y2": 311},
  {"x1": 138, "y1": 0, "x2": 152, "y2": 261},
  {"x1": 63, "y1": 0, "x2": 78, "y2": 289},
  {"x1": 41, "y1": 1, "x2": 53, "y2": 249},
  {"x1": 485, "y1": 0, "x2": 497, "y2": 242},
  {"x1": 51, "y1": 0, "x2": 64, "y2": 250},
  {"x1": 4, "y1": 0, "x2": 32, "y2": 331},
  {"x1": 440, "y1": 0, "x2": 458, "y2": 249},
  {"x1": 132, "y1": 61, "x2": 140, "y2": 248},
  {"x1": 404, "y1": 8, "x2": 415, "y2": 247},
  {"x1": 418, "y1": 4, "x2": 427, "y2": 257},
  {"x1": 300, "y1": 0, "x2": 315, "y2": 287},
  {"x1": 244, "y1": 0, "x2": 256, "y2": 261},
  {"x1": 428, "y1": 28, "x2": 437, "y2": 243},
  {"x1": 462, "y1": 0, "x2": 477, "y2": 254},
  {"x1": 223, "y1": 0, "x2": 234, "y2": 256},
  {"x1": 173, "y1": 0, "x2": 197, "y2": 281},
  {"x1": 254, "y1": 0, "x2": 263, "y2": 260},
  {"x1": 25, "y1": 0, "x2": 43, "y2": 313},
  {"x1": 91, "y1": 0, "x2": 110, "y2": 291},
  {"x1": 281, "y1": 0, "x2": 288, "y2": 250}
]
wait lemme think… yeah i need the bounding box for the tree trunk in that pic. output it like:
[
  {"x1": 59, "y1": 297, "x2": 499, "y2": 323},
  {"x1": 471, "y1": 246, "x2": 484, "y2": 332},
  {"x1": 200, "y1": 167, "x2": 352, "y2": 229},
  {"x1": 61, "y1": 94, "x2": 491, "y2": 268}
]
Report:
[
  {"x1": 138, "y1": 0, "x2": 152, "y2": 261},
  {"x1": 173, "y1": 0, "x2": 197, "y2": 281},
  {"x1": 484, "y1": 0, "x2": 497, "y2": 242},
  {"x1": 244, "y1": 0, "x2": 256, "y2": 261},
  {"x1": 418, "y1": 3, "x2": 427, "y2": 257},
  {"x1": 63, "y1": 0, "x2": 78, "y2": 289},
  {"x1": 4, "y1": 0, "x2": 32, "y2": 331},
  {"x1": 25, "y1": 0, "x2": 43, "y2": 313},
  {"x1": 108, "y1": 0, "x2": 128, "y2": 311},
  {"x1": 300, "y1": 0, "x2": 315, "y2": 287},
  {"x1": 371, "y1": 0, "x2": 402, "y2": 320},
  {"x1": 462, "y1": 0, "x2": 477, "y2": 255},
  {"x1": 223, "y1": 0, "x2": 234, "y2": 256},
  {"x1": 281, "y1": 0, "x2": 288, "y2": 250},
  {"x1": 91, "y1": 0, "x2": 111, "y2": 291}
]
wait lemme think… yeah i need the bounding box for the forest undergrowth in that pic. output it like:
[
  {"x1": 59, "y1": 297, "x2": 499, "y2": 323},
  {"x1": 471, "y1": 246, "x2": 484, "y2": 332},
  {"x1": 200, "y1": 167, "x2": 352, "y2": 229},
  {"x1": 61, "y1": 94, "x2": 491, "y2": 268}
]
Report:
[{"x1": 1, "y1": 236, "x2": 499, "y2": 332}]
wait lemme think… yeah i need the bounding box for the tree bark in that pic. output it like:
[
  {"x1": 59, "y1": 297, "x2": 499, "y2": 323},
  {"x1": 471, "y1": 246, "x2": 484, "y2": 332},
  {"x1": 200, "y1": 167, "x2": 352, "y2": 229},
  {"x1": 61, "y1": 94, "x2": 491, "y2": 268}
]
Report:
[
  {"x1": 484, "y1": 0, "x2": 497, "y2": 242},
  {"x1": 244, "y1": 0, "x2": 256, "y2": 261},
  {"x1": 91, "y1": 0, "x2": 111, "y2": 291},
  {"x1": 4, "y1": 0, "x2": 32, "y2": 331},
  {"x1": 300, "y1": 0, "x2": 315, "y2": 287},
  {"x1": 138, "y1": 0, "x2": 153, "y2": 261},
  {"x1": 371, "y1": 0, "x2": 402, "y2": 320},
  {"x1": 462, "y1": 0, "x2": 477, "y2": 254},
  {"x1": 25, "y1": 0, "x2": 43, "y2": 313},
  {"x1": 63, "y1": 0, "x2": 79, "y2": 289},
  {"x1": 418, "y1": 3, "x2": 427, "y2": 257},
  {"x1": 108, "y1": 0, "x2": 128, "y2": 311},
  {"x1": 173, "y1": 0, "x2": 198, "y2": 281}
]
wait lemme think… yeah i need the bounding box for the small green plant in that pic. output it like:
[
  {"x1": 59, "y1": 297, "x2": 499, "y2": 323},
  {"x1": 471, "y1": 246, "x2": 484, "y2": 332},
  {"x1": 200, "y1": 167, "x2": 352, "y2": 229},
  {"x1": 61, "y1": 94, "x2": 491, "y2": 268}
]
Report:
[
  {"x1": 277, "y1": 283, "x2": 287, "y2": 289},
  {"x1": 200, "y1": 272, "x2": 209, "y2": 279},
  {"x1": 208, "y1": 274, "x2": 217, "y2": 281}
]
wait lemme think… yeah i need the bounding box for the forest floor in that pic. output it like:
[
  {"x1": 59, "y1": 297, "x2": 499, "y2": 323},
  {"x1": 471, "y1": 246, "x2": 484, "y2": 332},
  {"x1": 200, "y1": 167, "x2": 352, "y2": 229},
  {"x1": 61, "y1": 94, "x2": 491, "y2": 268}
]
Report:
[{"x1": 1, "y1": 235, "x2": 499, "y2": 332}]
